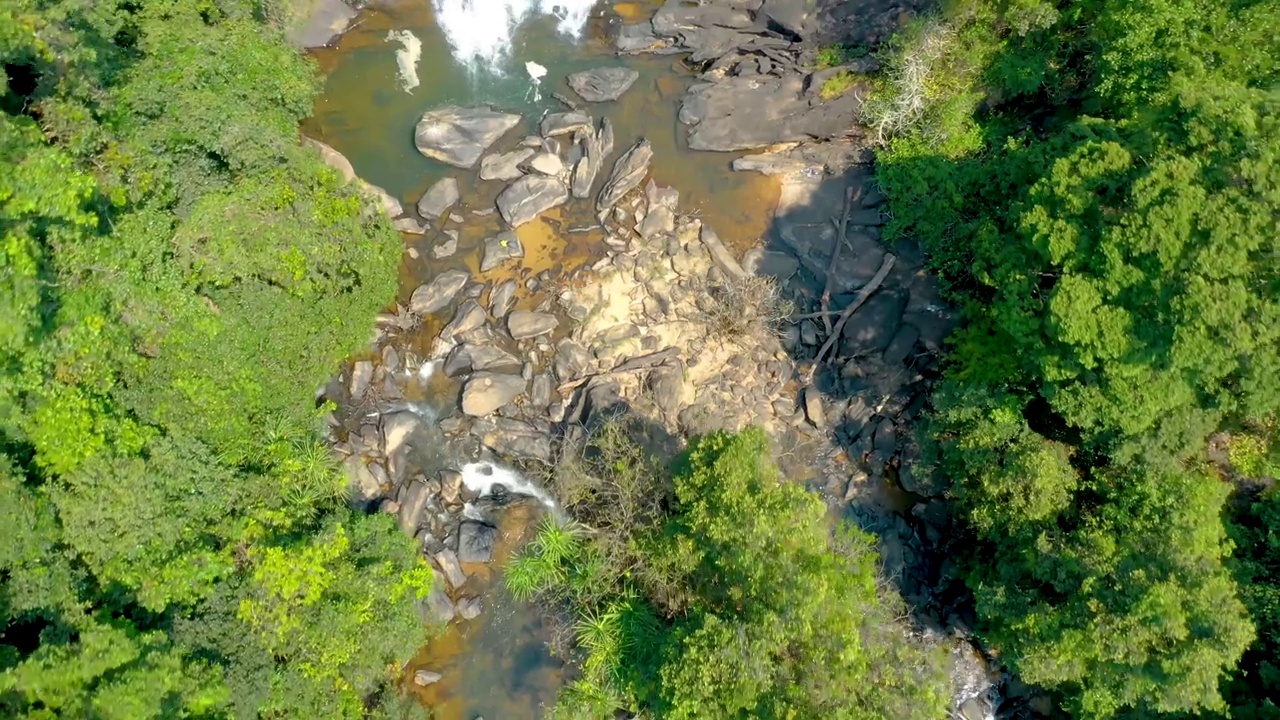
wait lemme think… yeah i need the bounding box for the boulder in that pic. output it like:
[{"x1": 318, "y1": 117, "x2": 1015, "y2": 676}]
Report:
[
  {"x1": 415, "y1": 106, "x2": 522, "y2": 168},
  {"x1": 477, "y1": 417, "x2": 553, "y2": 462},
  {"x1": 413, "y1": 670, "x2": 443, "y2": 686},
  {"x1": 423, "y1": 584, "x2": 454, "y2": 623},
  {"x1": 480, "y1": 230, "x2": 524, "y2": 272},
  {"x1": 393, "y1": 217, "x2": 428, "y2": 234},
  {"x1": 417, "y1": 177, "x2": 459, "y2": 219},
  {"x1": 409, "y1": 269, "x2": 470, "y2": 315},
  {"x1": 732, "y1": 139, "x2": 873, "y2": 176},
  {"x1": 570, "y1": 156, "x2": 596, "y2": 199},
  {"x1": 443, "y1": 343, "x2": 520, "y2": 377},
  {"x1": 648, "y1": 366, "x2": 684, "y2": 419},
  {"x1": 554, "y1": 339, "x2": 592, "y2": 381},
  {"x1": 597, "y1": 139, "x2": 653, "y2": 210},
  {"x1": 567, "y1": 67, "x2": 640, "y2": 102},
  {"x1": 438, "y1": 299, "x2": 487, "y2": 341},
  {"x1": 398, "y1": 480, "x2": 431, "y2": 535},
  {"x1": 759, "y1": 0, "x2": 817, "y2": 40},
  {"x1": 599, "y1": 117, "x2": 615, "y2": 158},
  {"x1": 699, "y1": 224, "x2": 747, "y2": 280},
  {"x1": 883, "y1": 324, "x2": 921, "y2": 366},
  {"x1": 540, "y1": 112, "x2": 592, "y2": 137},
  {"x1": 746, "y1": 249, "x2": 801, "y2": 280},
  {"x1": 288, "y1": 0, "x2": 358, "y2": 48},
  {"x1": 454, "y1": 596, "x2": 483, "y2": 620},
  {"x1": 460, "y1": 372, "x2": 526, "y2": 416},
  {"x1": 457, "y1": 521, "x2": 497, "y2": 563},
  {"x1": 525, "y1": 152, "x2": 564, "y2": 176},
  {"x1": 496, "y1": 175, "x2": 569, "y2": 227},
  {"x1": 507, "y1": 310, "x2": 559, "y2": 340},
  {"x1": 432, "y1": 231, "x2": 458, "y2": 259},
  {"x1": 381, "y1": 412, "x2": 419, "y2": 457},
  {"x1": 349, "y1": 360, "x2": 373, "y2": 401},
  {"x1": 616, "y1": 21, "x2": 679, "y2": 55},
  {"x1": 840, "y1": 291, "x2": 907, "y2": 357},
  {"x1": 639, "y1": 205, "x2": 676, "y2": 238},
  {"x1": 480, "y1": 147, "x2": 535, "y2": 181},
  {"x1": 652, "y1": 1, "x2": 755, "y2": 36},
  {"x1": 646, "y1": 179, "x2": 679, "y2": 209},
  {"x1": 802, "y1": 386, "x2": 825, "y2": 428},
  {"x1": 488, "y1": 279, "x2": 518, "y2": 318},
  {"x1": 531, "y1": 374, "x2": 552, "y2": 408},
  {"x1": 433, "y1": 549, "x2": 468, "y2": 590}
]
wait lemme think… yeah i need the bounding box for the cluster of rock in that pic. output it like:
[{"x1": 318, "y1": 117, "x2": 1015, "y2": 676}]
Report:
[
  {"x1": 306, "y1": 28, "x2": 1003, "y2": 716},
  {"x1": 615, "y1": 0, "x2": 883, "y2": 152}
]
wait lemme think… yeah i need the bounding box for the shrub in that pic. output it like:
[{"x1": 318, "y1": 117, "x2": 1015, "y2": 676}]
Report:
[{"x1": 510, "y1": 424, "x2": 948, "y2": 719}]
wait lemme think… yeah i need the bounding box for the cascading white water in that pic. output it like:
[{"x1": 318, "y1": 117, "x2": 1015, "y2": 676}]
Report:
[
  {"x1": 461, "y1": 461, "x2": 558, "y2": 510},
  {"x1": 432, "y1": 0, "x2": 598, "y2": 68}
]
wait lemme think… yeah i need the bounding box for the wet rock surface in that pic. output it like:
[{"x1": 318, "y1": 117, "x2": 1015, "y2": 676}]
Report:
[
  {"x1": 567, "y1": 67, "x2": 640, "y2": 102},
  {"x1": 409, "y1": 269, "x2": 470, "y2": 316},
  {"x1": 415, "y1": 106, "x2": 522, "y2": 168},
  {"x1": 496, "y1": 175, "x2": 570, "y2": 227},
  {"x1": 417, "y1": 177, "x2": 459, "y2": 219},
  {"x1": 597, "y1": 139, "x2": 653, "y2": 210}
]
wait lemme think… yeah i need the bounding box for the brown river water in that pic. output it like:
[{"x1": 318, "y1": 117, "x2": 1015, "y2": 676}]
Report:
[{"x1": 304, "y1": 1, "x2": 782, "y2": 717}]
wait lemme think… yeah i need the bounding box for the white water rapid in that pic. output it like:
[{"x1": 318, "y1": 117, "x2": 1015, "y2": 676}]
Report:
[
  {"x1": 386, "y1": 29, "x2": 423, "y2": 92},
  {"x1": 461, "y1": 461, "x2": 558, "y2": 510},
  {"x1": 432, "y1": 0, "x2": 597, "y2": 67}
]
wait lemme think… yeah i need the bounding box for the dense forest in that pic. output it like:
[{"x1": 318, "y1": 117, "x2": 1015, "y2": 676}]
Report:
[
  {"x1": 4, "y1": 0, "x2": 1279, "y2": 719},
  {"x1": 1, "y1": 1, "x2": 431, "y2": 717},
  {"x1": 873, "y1": 0, "x2": 1280, "y2": 717}
]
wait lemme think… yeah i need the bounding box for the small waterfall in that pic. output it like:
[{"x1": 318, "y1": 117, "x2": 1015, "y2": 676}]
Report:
[
  {"x1": 386, "y1": 29, "x2": 422, "y2": 92},
  {"x1": 461, "y1": 461, "x2": 558, "y2": 511},
  {"x1": 432, "y1": 0, "x2": 597, "y2": 68}
]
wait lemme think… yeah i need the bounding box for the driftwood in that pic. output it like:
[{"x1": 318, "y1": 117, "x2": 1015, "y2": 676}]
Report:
[
  {"x1": 820, "y1": 186, "x2": 858, "y2": 336},
  {"x1": 557, "y1": 346, "x2": 680, "y2": 395},
  {"x1": 813, "y1": 253, "x2": 897, "y2": 368}
]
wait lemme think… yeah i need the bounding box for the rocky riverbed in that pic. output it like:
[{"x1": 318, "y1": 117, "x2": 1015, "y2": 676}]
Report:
[{"x1": 305, "y1": 0, "x2": 1024, "y2": 717}]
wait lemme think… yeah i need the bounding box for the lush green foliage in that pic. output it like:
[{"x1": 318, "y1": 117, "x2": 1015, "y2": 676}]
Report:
[
  {"x1": 509, "y1": 424, "x2": 948, "y2": 719},
  {"x1": 873, "y1": 0, "x2": 1280, "y2": 716},
  {"x1": 0, "y1": 1, "x2": 427, "y2": 717}
]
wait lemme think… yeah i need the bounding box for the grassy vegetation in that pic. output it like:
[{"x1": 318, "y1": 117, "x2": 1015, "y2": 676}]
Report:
[
  {"x1": 819, "y1": 71, "x2": 859, "y2": 100},
  {"x1": 508, "y1": 421, "x2": 948, "y2": 719}
]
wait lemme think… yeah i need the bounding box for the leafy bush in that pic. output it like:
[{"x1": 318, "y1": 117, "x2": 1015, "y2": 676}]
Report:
[
  {"x1": 510, "y1": 423, "x2": 948, "y2": 719},
  {"x1": 0, "y1": 1, "x2": 426, "y2": 717},
  {"x1": 873, "y1": 0, "x2": 1280, "y2": 715}
]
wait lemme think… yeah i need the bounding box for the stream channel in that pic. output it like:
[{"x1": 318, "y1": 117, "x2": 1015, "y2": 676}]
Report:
[{"x1": 305, "y1": 1, "x2": 784, "y2": 717}]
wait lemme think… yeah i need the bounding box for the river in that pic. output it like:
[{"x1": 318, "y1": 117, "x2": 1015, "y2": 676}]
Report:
[{"x1": 305, "y1": 1, "x2": 783, "y2": 716}]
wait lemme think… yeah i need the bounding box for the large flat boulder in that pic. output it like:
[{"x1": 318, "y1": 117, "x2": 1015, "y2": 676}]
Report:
[
  {"x1": 444, "y1": 343, "x2": 521, "y2": 377},
  {"x1": 480, "y1": 148, "x2": 535, "y2": 181},
  {"x1": 567, "y1": 67, "x2": 640, "y2": 102},
  {"x1": 417, "y1": 177, "x2": 459, "y2": 219},
  {"x1": 409, "y1": 269, "x2": 470, "y2": 316},
  {"x1": 540, "y1": 112, "x2": 593, "y2": 138},
  {"x1": 840, "y1": 291, "x2": 907, "y2": 358},
  {"x1": 457, "y1": 521, "x2": 497, "y2": 563},
  {"x1": 507, "y1": 311, "x2": 559, "y2": 340},
  {"x1": 496, "y1": 175, "x2": 569, "y2": 227},
  {"x1": 481, "y1": 230, "x2": 524, "y2": 271},
  {"x1": 415, "y1": 106, "x2": 522, "y2": 168},
  {"x1": 597, "y1": 139, "x2": 653, "y2": 210},
  {"x1": 460, "y1": 372, "x2": 526, "y2": 416},
  {"x1": 679, "y1": 75, "x2": 864, "y2": 151}
]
